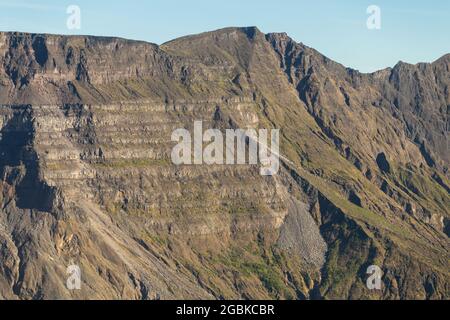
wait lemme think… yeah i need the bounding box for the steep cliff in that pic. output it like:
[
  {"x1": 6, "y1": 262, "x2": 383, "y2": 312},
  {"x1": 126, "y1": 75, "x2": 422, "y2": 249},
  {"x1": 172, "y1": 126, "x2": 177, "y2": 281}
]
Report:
[{"x1": 0, "y1": 27, "x2": 448, "y2": 299}]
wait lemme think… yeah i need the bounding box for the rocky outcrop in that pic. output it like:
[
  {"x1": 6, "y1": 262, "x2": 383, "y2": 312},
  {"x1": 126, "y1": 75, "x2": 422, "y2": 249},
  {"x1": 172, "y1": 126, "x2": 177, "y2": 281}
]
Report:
[{"x1": 0, "y1": 27, "x2": 448, "y2": 300}]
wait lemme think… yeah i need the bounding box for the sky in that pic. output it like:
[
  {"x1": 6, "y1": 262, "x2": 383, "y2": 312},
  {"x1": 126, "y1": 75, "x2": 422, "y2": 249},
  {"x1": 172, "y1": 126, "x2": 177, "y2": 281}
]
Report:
[{"x1": 0, "y1": 0, "x2": 449, "y2": 73}]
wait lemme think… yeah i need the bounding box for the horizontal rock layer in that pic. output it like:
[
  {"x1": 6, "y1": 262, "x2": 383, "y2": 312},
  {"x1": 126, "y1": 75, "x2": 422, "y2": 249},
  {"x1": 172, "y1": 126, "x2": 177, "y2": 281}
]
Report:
[{"x1": 0, "y1": 27, "x2": 448, "y2": 299}]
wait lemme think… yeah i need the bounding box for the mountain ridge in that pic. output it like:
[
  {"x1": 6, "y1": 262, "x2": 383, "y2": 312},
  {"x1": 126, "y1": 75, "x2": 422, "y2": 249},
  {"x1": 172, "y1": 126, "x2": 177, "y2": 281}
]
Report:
[
  {"x1": 1, "y1": 27, "x2": 448, "y2": 76},
  {"x1": 0, "y1": 26, "x2": 448, "y2": 300}
]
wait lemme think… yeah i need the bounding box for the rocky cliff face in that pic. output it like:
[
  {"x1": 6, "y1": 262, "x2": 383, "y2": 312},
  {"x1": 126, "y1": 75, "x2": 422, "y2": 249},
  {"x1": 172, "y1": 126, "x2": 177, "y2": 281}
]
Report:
[{"x1": 0, "y1": 27, "x2": 448, "y2": 299}]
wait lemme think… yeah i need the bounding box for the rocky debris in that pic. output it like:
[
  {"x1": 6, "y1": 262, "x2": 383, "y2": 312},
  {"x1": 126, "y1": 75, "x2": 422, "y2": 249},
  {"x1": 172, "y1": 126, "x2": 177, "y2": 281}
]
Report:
[{"x1": 277, "y1": 198, "x2": 327, "y2": 269}]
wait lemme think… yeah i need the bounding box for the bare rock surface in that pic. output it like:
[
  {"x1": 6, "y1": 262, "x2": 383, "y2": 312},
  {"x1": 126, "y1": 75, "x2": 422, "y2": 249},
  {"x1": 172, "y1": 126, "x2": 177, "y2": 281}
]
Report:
[
  {"x1": 277, "y1": 198, "x2": 327, "y2": 269},
  {"x1": 0, "y1": 27, "x2": 448, "y2": 299}
]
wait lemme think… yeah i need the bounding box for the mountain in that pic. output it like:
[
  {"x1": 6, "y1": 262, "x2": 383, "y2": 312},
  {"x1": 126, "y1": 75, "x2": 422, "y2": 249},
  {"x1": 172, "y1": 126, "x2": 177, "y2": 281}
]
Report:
[{"x1": 0, "y1": 27, "x2": 448, "y2": 299}]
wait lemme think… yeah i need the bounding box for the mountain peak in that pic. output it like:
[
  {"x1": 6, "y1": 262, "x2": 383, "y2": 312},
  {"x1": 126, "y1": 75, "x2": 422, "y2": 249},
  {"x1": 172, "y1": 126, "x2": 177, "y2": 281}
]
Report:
[{"x1": 0, "y1": 27, "x2": 448, "y2": 301}]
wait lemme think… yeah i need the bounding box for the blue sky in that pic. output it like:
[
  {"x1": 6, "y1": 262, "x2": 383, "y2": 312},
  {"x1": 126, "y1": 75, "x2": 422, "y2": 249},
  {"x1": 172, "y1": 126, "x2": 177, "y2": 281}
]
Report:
[{"x1": 0, "y1": 0, "x2": 449, "y2": 72}]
